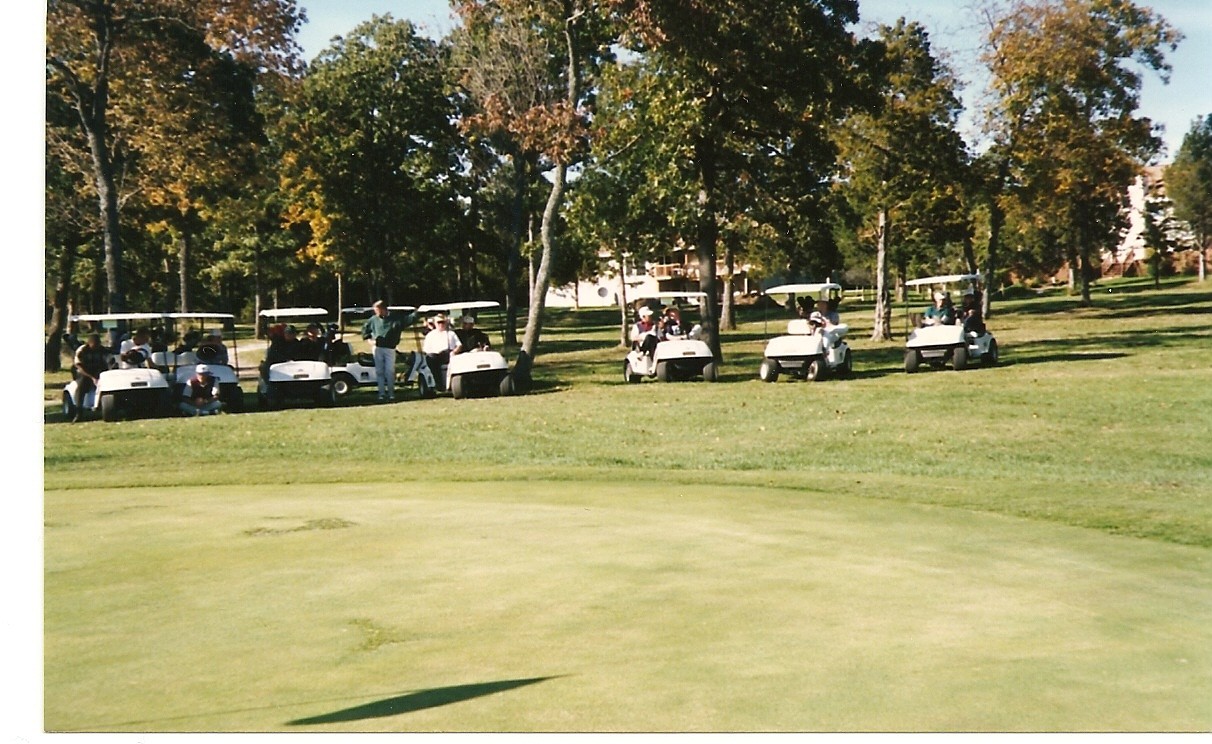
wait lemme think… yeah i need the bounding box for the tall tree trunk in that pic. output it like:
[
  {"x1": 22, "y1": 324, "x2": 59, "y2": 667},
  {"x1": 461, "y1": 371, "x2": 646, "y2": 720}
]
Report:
[
  {"x1": 961, "y1": 234, "x2": 978, "y2": 275},
  {"x1": 504, "y1": 152, "x2": 525, "y2": 346},
  {"x1": 720, "y1": 245, "x2": 736, "y2": 331},
  {"x1": 512, "y1": 0, "x2": 580, "y2": 385},
  {"x1": 617, "y1": 251, "x2": 630, "y2": 347},
  {"x1": 983, "y1": 197, "x2": 1003, "y2": 318},
  {"x1": 50, "y1": 10, "x2": 126, "y2": 316},
  {"x1": 45, "y1": 244, "x2": 77, "y2": 371},
  {"x1": 514, "y1": 161, "x2": 566, "y2": 385},
  {"x1": 871, "y1": 207, "x2": 892, "y2": 341},
  {"x1": 693, "y1": 121, "x2": 722, "y2": 359},
  {"x1": 178, "y1": 229, "x2": 190, "y2": 313}
]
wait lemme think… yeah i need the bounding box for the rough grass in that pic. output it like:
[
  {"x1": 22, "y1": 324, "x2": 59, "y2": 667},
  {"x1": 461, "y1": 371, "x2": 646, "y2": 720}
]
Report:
[{"x1": 40, "y1": 276, "x2": 1212, "y2": 731}]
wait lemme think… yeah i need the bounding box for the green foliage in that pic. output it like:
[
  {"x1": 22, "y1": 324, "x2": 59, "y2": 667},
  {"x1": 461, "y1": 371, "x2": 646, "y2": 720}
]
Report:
[
  {"x1": 982, "y1": 0, "x2": 1181, "y2": 302},
  {"x1": 1167, "y1": 114, "x2": 1212, "y2": 248},
  {"x1": 281, "y1": 16, "x2": 465, "y2": 303},
  {"x1": 837, "y1": 19, "x2": 971, "y2": 274}
]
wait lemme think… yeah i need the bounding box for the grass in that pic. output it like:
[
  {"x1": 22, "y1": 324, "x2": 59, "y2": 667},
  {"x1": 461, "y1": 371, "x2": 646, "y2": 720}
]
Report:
[{"x1": 41, "y1": 276, "x2": 1212, "y2": 731}]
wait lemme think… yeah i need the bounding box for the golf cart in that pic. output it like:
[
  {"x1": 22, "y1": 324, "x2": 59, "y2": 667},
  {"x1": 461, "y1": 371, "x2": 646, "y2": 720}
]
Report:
[
  {"x1": 327, "y1": 305, "x2": 436, "y2": 399},
  {"x1": 757, "y1": 283, "x2": 853, "y2": 382},
  {"x1": 256, "y1": 308, "x2": 337, "y2": 408},
  {"x1": 903, "y1": 273, "x2": 999, "y2": 373},
  {"x1": 62, "y1": 312, "x2": 174, "y2": 422},
  {"x1": 623, "y1": 291, "x2": 718, "y2": 383},
  {"x1": 167, "y1": 312, "x2": 245, "y2": 412},
  {"x1": 415, "y1": 300, "x2": 513, "y2": 399}
]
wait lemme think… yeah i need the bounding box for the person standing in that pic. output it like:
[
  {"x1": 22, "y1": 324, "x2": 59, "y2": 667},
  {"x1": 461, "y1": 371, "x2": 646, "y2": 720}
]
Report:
[
  {"x1": 362, "y1": 301, "x2": 414, "y2": 402},
  {"x1": 71, "y1": 333, "x2": 112, "y2": 422}
]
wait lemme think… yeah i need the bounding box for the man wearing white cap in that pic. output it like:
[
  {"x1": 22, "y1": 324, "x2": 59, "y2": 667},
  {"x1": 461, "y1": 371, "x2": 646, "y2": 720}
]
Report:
[
  {"x1": 922, "y1": 291, "x2": 956, "y2": 326},
  {"x1": 180, "y1": 364, "x2": 223, "y2": 416},
  {"x1": 630, "y1": 305, "x2": 660, "y2": 370},
  {"x1": 422, "y1": 314, "x2": 463, "y2": 391},
  {"x1": 362, "y1": 300, "x2": 415, "y2": 402}
]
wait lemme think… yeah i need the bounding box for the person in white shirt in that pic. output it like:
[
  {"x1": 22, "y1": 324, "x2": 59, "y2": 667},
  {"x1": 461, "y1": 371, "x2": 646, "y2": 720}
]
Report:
[
  {"x1": 179, "y1": 364, "x2": 223, "y2": 416},
  {"x1": 422, "y1": 314, "x2": 463, "y2": 391},
  {"x1": 118, "y1": 328, "x2": 153, "y2": 369}
]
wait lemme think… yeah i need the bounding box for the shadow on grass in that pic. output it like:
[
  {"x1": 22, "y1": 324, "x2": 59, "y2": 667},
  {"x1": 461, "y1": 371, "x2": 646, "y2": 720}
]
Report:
[{"x1": 286, "y1": 676, "x2": 560, "y2": 725}]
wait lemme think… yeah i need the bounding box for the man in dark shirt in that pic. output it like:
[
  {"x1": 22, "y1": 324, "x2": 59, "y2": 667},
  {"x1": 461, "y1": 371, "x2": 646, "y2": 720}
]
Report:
[
  {"x1": 361, "y1": 301, "x2": 416, "y2": 402},
  {"x1": 71, "y1": 333, "x2": 111, "y2": 422},
  {"x1": 455, "y1": 314, "x2": 491, "y2": 351}
]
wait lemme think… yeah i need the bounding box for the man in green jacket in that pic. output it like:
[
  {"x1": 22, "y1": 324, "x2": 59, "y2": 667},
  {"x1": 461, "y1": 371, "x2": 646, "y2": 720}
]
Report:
[{"x1": 362, "y1": 300, "x2": 415, "y2": 402}]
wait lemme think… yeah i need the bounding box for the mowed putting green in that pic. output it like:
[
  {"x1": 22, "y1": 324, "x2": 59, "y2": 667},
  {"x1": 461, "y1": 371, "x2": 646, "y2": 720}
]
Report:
[{"x1": 45, "y1": 480, "x2": 1209, "y2": 732}]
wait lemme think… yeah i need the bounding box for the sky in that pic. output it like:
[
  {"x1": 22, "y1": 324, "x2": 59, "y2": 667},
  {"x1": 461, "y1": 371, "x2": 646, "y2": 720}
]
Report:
[{"x1": 295, "y1": 0, "x2": 1212, "y2": 160}]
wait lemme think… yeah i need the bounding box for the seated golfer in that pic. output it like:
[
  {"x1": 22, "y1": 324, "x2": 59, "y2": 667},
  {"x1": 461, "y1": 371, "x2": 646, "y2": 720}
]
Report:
[
  {"x1": 455, "y1": 314, "x2": 491, "y2": 351},
  {"x1": 180, "y1": 364, "x2": 223, "y2": 416},
  {"x1": 630, "y1": 306, "x2": 659, "y2": 361},
  {"x1": 422, "y1": 314, "x2": 463, "y2": 390}
]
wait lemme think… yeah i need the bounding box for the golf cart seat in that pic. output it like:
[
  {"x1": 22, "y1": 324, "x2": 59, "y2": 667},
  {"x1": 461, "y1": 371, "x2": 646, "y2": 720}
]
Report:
[
  {"x1": 356, "y1": 351, "x2": 375, "y2": 367},
  {"x1": 787, "y1": 319, "x2": 813, "y2": 335}
]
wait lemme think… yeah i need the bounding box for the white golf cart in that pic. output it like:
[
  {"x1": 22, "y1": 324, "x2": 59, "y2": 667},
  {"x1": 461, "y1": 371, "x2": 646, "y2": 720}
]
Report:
[
  {"x1": 167, "y1": 312, "x2": 245, "y2": 412},
  {"x1": 623, "y1": 291, "x2": 718, "y2": 383},
  {"x1": 327, "y1": 305, "x2": 435, "y2": 399},
  {"x1": 62, "y1": 312, "x2": 174, "y2": 422},
  {"x1": 415, "y1": 300, "x2": 514, "y2": 399},
  {"x1": 903, "y1": 273, "x2": 999, "y2": 373},
  {"x1": 256, "y1": 308, "x2": 336, "y2": 409},
  {"x1": 757, "y1": 283, "x2": 853, "y2": 382}
]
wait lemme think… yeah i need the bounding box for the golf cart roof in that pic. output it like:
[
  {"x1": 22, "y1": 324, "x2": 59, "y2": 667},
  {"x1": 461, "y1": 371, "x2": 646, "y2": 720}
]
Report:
[
  {"x1": 905, "y1": 273, "x2": 982, "y2": 287},
  {"x1": 762, "y1": 283, "x2": 842, "y2": 296},
  {"x1": 631, "y1": 291, "x2": 707, "y2": 302},
  {"x1": 258, "y1": 307, "x2": 329, "y2": 319},
  {"x1": 168, "y1": 312, "x2": 234, "y2": 320},
  {"x1": 341, "y1": 306, "x2": 416, "y2": 315},
  {"x1": 416, "y1": 300, "x2": 500, "y2": 313},
  {"x1": 70, "y1": 312, "x2": 169, "y2": 323}
]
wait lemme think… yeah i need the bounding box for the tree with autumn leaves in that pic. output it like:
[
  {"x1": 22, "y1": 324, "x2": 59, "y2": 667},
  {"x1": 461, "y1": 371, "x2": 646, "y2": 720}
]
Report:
[{"x1": 46, "y1": 0, "x2": 1189, "y2": 376}]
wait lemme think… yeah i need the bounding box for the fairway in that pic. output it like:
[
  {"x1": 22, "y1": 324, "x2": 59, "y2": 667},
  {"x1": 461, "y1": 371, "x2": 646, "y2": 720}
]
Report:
[
  {"x1": 42, "y1": 280, "x2": 1212, "y2": 731},
  {"x1": 44, "y1": 480, "x2": 1211, "y2": 732}
]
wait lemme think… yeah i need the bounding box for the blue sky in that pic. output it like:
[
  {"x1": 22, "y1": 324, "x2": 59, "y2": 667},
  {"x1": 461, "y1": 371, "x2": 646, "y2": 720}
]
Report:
[{"x1": 296, "y1": 0, "x2": 1211, "y2": 160}]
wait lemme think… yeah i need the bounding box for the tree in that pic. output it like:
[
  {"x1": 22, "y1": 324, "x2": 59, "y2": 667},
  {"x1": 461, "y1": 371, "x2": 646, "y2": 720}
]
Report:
[
  {"x1": 1167, "y1": 114, "x2": 1212, "y2": 282},
  {"x1": 606, "y1": 0, "x2": 878, "y2": 357},
  {"x1": 565, "y1": 58, "x2": 700, "y2": 344},
  {"x1": 281, "y1": 15, "x2": 462, "y2": 303},
  {"x1": 837, "y1": 19, "x2": 970, "y2": 340},
  {"x1": 453, "y1": 7, "x2": 557, "y2": 344},
  {"x1": 981, "y1": 0, "x2": 1180, "y2": 305},
  {"x1": 46, "y1": 0, "x2": 305, "y2": 315},
  {"x1": 455, "y1": 0, "x2": 610, "y2": 386}
]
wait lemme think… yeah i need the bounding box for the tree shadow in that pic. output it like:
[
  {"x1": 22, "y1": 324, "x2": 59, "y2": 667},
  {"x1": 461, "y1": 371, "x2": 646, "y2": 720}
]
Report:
[{"x1": 285, "y1": 676, "x2": 560, "y2": 725}]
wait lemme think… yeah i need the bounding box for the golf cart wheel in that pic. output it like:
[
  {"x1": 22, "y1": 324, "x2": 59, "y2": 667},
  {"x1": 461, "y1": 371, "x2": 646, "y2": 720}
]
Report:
[
  {"x1": 702, "y1": 361, "x2": 719, "y2": 382},
  {"x1": 904, "y1": 349, "x2": 921, "y2": 374},
  {"x1": 758, "y1": 358, "x2": 778, "y2": 383},
  {"x1": 314, "y1": 385, "x2": 336, "y2": 406},
  {"x1": 840, "y1": 348, "x2": 853, "y2": 377},
  {"x1": 62, "y1": 391, "x2": 76, "y2": 419},
  {"x1": 982, "y1": 339, "x2": 999, "y2": 366},
  {"x1": 156, "y1": 389, "x2": 173, "y2": 417},
  {"x1": 655, "y1": 361, "x2": 671, "y2": 383},
  {"x1": 953, "y1": 344, "x2": 969, "y2": 371},
  {"x1": 331, "y1": 372, "x2": 355, "y2": 398},
  {"x1": 623, "y1": 360, "x2": 641, "y2": 384},
  {"x1": 100, "y1": 394, "x2": 119, "y2": 422},
  {"x1": 499, "y1": 372, "x2": 516, "y2": 396},
  {"x1": 226, "y1": 387, "x2": 245, "y2": 413},
  {"x1": 450, "y1": 375, "x2": 466, "y2": 400},
  {"x1": 805, "y1": 358, "x2": 826, "y2": 382}
]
